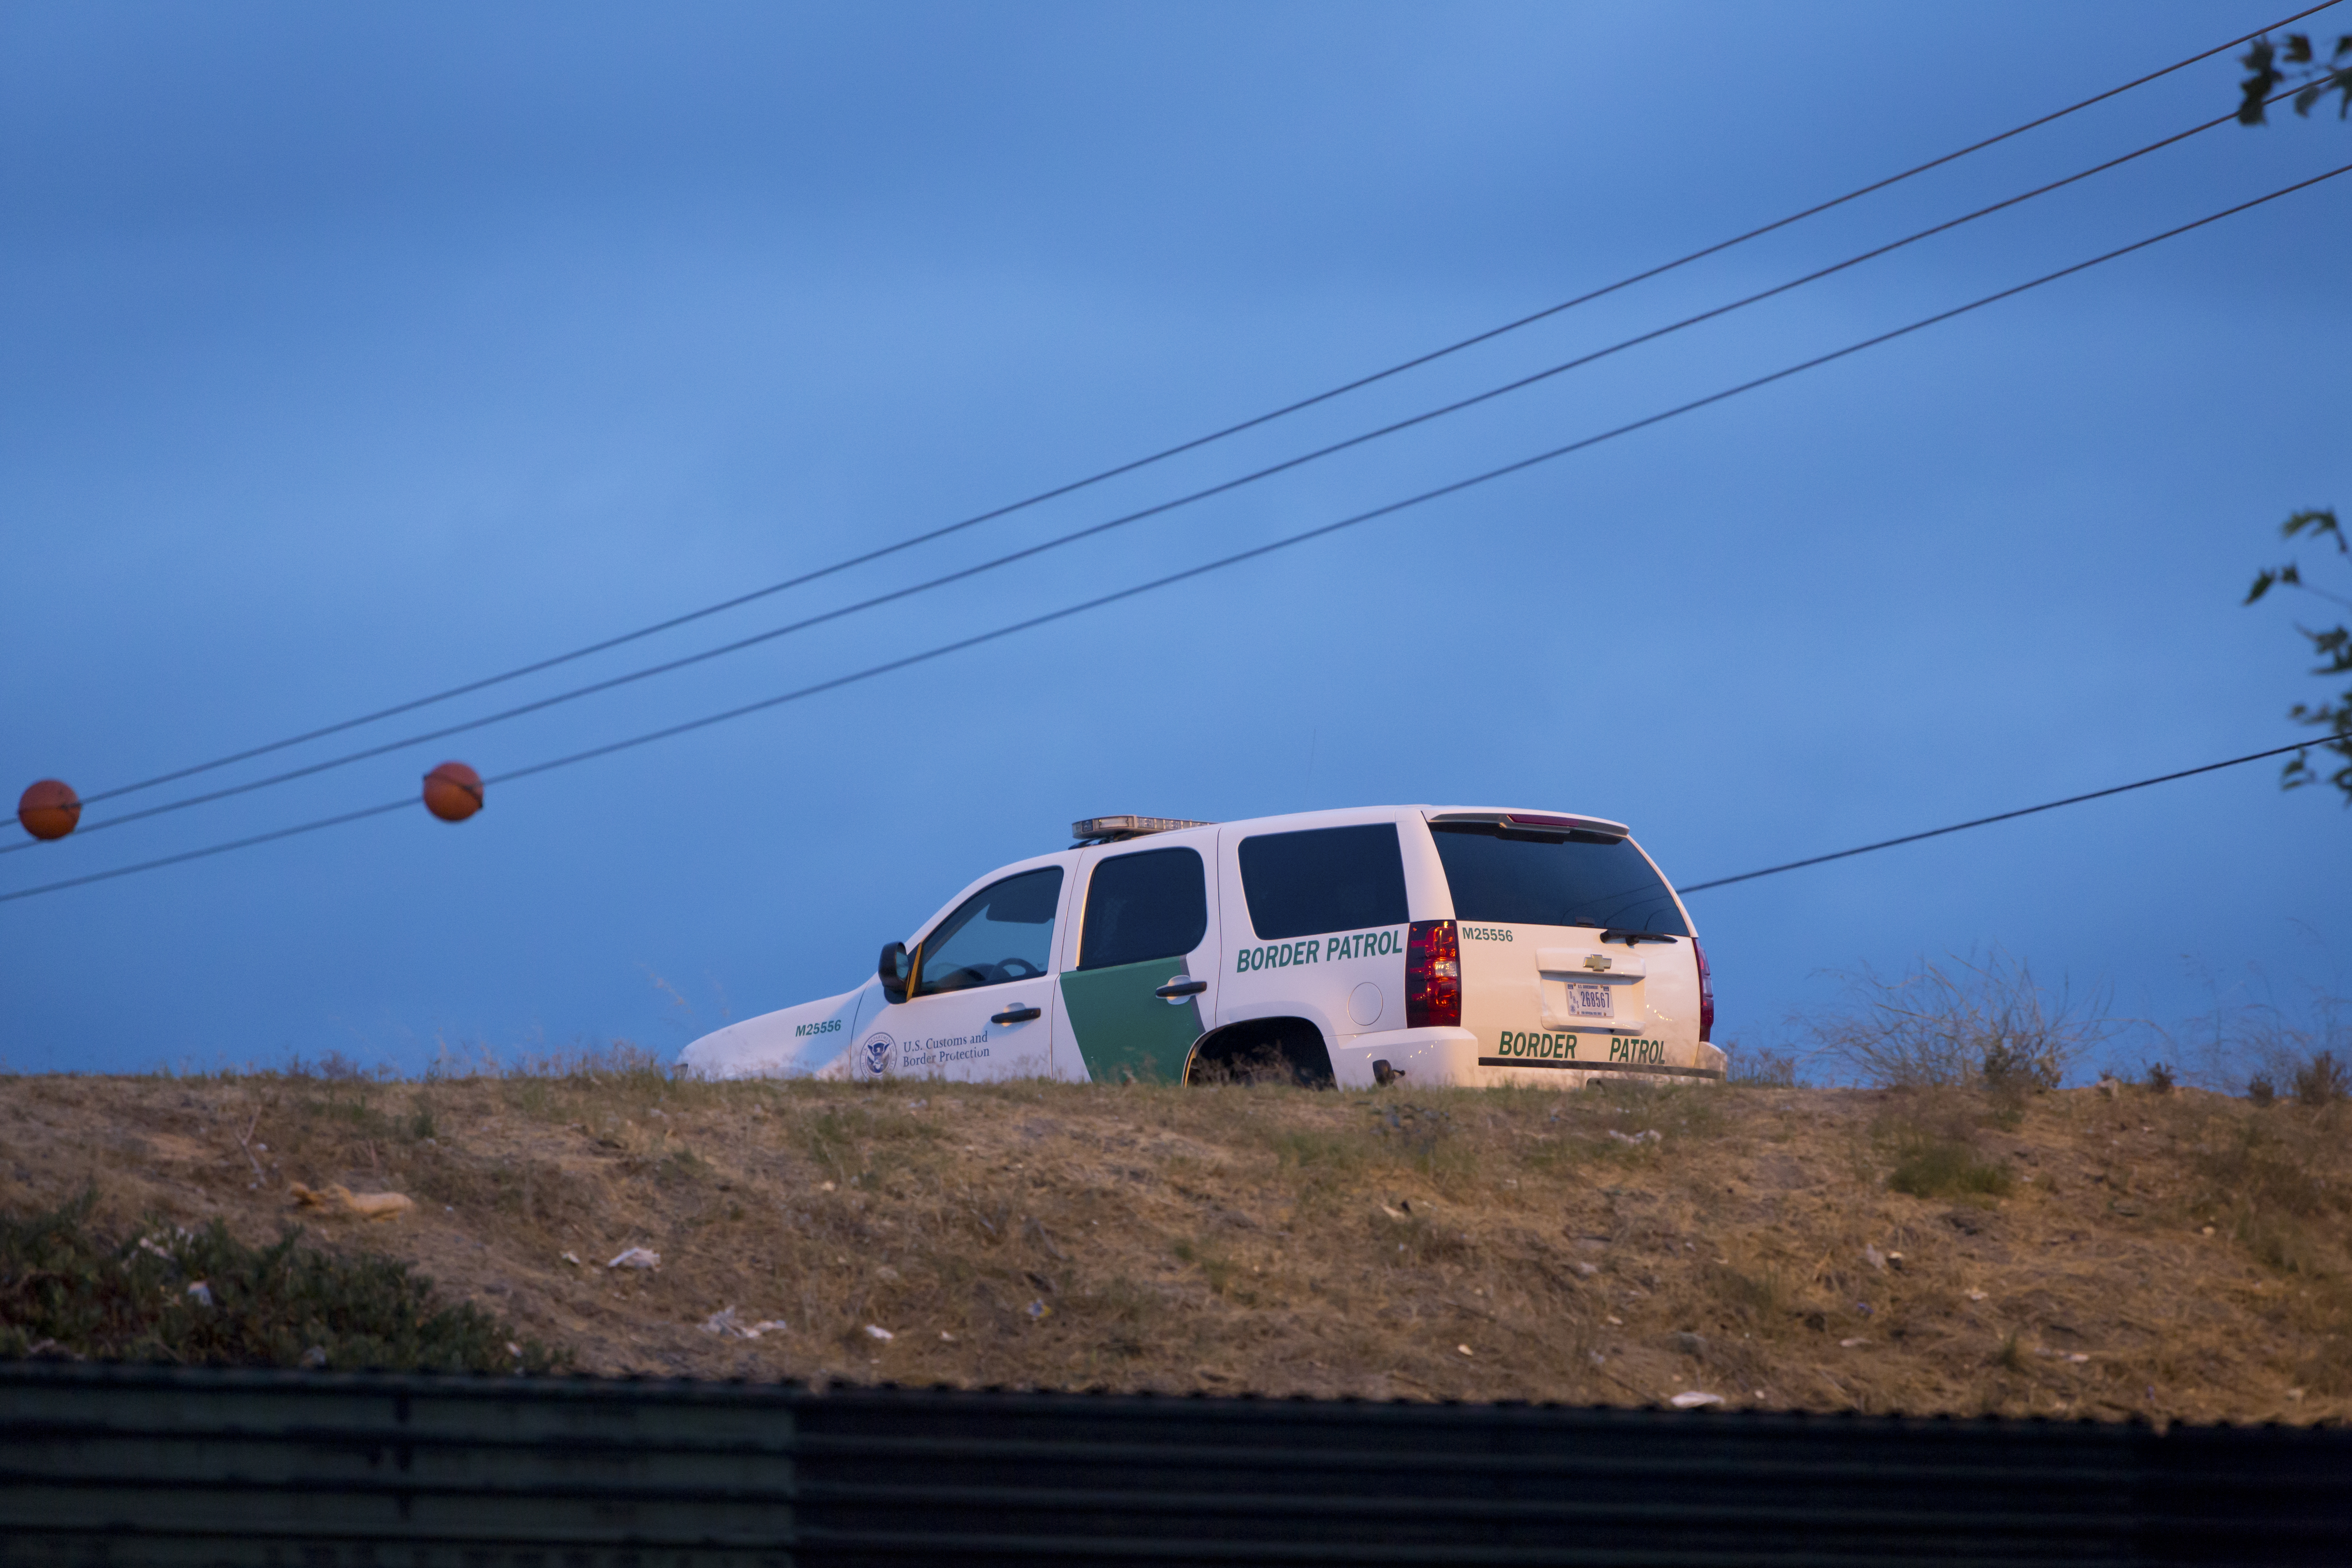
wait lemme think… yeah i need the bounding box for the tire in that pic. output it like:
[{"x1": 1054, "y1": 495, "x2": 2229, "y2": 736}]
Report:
[{"x1": 1185, "y1": 1019, "x2": 1334, "y2": 1089}]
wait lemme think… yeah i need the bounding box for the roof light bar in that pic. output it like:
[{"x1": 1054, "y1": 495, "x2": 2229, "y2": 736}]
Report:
[{"x1": 1071, "y1": 815, "x2": 1213, "y2": 845}]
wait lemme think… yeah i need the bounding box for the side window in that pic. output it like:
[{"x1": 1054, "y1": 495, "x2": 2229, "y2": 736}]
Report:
[
  {"x1": 913, "y1": 866, "x2": 1064, "y2": 997},
  {"x1": 1237, "y1": 823, "x2": 1408, "y2": 940},
  {"x1": 1078, "y1": 847, "x2": 1208, "y2": 970}
]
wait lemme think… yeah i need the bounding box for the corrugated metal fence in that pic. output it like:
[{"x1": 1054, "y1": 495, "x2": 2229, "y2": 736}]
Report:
[{"x1": 2, "y1": 1361, "x2": 2345, "y2": 1566}]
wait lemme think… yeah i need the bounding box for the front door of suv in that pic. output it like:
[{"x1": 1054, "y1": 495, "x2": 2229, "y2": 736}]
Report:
[
  {"x1": 860, "y1": 863, "x2": 1067, "y2": 1082},
  {"x1": 1056, "y1": 832, "x2": 1221, "y2": 1082}
]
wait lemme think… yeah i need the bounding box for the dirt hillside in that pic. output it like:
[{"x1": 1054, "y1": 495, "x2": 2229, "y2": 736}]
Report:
[{"x1": 2, "y1": 1065, "x2": 2345, "y2": 1424}]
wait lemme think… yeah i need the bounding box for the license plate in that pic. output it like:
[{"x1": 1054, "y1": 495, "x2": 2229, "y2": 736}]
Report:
[{"x1": 1566, "y1": 982, "x2": 1613, "y2": 1019}]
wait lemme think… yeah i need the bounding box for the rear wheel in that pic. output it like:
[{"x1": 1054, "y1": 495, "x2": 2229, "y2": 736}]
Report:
[{"x1": 1185, "y1": 1018, "x2": 1334, "y2": 1089}]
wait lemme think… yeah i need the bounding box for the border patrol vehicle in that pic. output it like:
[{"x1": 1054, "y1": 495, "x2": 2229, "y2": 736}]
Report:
[{"x1": 680, "y1": 806, "x2": 1722, "y2": 1089}]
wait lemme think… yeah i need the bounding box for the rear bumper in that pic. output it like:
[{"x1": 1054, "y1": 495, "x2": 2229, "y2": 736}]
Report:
[
  {"x1": 1331, "y1": 1029, "x2": 1726, "y2": 1089},
  {"x1": 1328, "y1": 1028, "x2": 1479, "y2": 1088}
]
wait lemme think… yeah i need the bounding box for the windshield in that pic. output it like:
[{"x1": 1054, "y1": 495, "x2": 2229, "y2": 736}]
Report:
[
  {"x1": 914, "y1": 866, "x2": 1064, "y2": 995},
  {"x1": 1429, "y1": 824, "x2": 1687, "y2": 935}
]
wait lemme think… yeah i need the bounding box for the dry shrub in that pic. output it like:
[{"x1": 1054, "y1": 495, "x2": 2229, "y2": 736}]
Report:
[
  {"x1": 2293, "y1": 1051, "x2": 2350, "y2": 1107},
  {"x1": 1704, "y1": 1260, "x2": 1796, "y2": 1333},
  {"x1": 2160, "y1": 969, "x2": 2352, "y2": 1102},
  {"x1": 1728, "y1": 1048, "x2": 1800, "y2": 1088},
  {"x1": 1800, "y1": 949, "x2": 2111, "y2": 1089}
]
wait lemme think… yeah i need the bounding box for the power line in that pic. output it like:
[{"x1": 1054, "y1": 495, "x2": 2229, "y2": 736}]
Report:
[
  {"x1": 7, "y1": 163, "x2": 2342, "y2": 906},
  {"x1": 64, "y1": 2, "x2": 2339, "y2": 812},
  {"x1": 0, "y1": 796, "x2": 417, "y2": 905},
  {"x1": 13, "y1": 100, "x2": 2310, "y2": 855},
  {"x1": 1676, "y1": 739, "x2": 2320, "y2": 895}
]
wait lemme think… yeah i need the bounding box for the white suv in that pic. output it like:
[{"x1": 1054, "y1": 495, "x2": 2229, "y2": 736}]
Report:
[{"x1": 681, "y1": 806, "x2": 1722, "y2": 1089}]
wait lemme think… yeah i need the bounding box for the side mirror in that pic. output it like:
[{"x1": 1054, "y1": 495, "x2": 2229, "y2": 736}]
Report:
[{"x1": 877, "y1": 941, "x2": 911, "y2": 1004}]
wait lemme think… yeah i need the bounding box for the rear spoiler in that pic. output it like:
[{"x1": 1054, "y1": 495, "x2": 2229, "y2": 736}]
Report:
[{"x1": 1425, "y1": 810, "x2": 1629, "y2": 843}]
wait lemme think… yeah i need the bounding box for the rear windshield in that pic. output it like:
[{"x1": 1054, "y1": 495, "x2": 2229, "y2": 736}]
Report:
[
  {"x1": 1429, "y1": 824, "x2": 1687, "y2": 935},
  {"x1": 1237, "y1": 823, "x2": 1410, "y2": 940}
]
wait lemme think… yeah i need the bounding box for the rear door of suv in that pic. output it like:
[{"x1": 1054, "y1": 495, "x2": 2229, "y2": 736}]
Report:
[
  {"x1": 1423, "y1": 813, "x2": 1710, "y2": 1079},
  {"x1": 1055, "y1": 826, "x2": 1222, "y2": 1082}
]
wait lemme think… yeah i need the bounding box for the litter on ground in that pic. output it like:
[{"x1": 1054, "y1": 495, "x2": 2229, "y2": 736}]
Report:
[
  {"x1": 702, "y1": 1307, "x2": 789, "y2": 1340},
  {"x1": 288, "y1": 1183, "x2": 414, "y2": 1221}
]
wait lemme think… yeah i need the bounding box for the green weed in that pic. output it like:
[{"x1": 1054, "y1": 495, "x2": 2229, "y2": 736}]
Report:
[
  {"x1": 1265, "y1": 1128, "x2": 1370, "y2": 1173},
  {"x1": 1172, "y1": 1237, "x2": 1234, "y2": 1296},
  {"x1": 0, "y1": 1191, "x2": 562, "y2": 1373},
  {"x1": 1705, "y1": 1262, "x2": 1794, "y2": 1327},
  {"x1": 1072, "y1": 1274, "x2": 1168, "y2": 1358},
  {"x1": 1887, "y1": 1136, "x2": 2013, "y2": 1200}
]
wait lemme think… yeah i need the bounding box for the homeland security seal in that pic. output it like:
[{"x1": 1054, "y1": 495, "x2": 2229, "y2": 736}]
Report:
[{"x1": 862, "y1": 1033, "x2": 895, "y2": 1077}]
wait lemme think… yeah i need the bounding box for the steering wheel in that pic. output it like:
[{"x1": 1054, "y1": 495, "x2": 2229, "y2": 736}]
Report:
[{"x1": 997, "y1": 956, "x2": 1043, "y2": 980}]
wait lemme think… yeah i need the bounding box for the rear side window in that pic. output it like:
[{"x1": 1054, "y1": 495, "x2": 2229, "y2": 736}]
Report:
[
  {"x1": 1430, "y1": 825, "x2": 1688, "y2": 935},
  {"x1": 1237, "y1": 823, "x2": 1409, "y2": 940},
  {"x1": 1079, "y1": 847, "x2": 1209, "y2": 970}
]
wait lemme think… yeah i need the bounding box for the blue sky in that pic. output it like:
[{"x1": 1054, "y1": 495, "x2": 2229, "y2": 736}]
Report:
[{"x1": 2, "y1": 2, "x2": 2345, "y2": 1077}]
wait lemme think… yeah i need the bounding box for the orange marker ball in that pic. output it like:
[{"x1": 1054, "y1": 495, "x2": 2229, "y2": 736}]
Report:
[
  {"x1": 17, "y1": 779, "x2": 82, "y2": 841},
  {"x1": 422, "y1": 762, "x2": 484, "y2": 823}
]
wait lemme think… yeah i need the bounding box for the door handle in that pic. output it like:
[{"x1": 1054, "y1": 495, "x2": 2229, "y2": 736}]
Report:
[
  {"x1": 1155, "y1": 978, "x2": 1207, "y2": 1000},
  {"x1": 990, "y1": 1004, "x2": 1042, "y2": 1025}
]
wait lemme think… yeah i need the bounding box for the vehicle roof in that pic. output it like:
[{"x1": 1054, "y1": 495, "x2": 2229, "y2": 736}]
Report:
[{"x1": 1062, "y1": 804, "x2": 1635, "y2": 845}]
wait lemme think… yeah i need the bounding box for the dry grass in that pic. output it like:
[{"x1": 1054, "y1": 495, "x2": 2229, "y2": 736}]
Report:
[{"x1": 2, "y1": 1062, "x2": 2347, "y2": 1423}]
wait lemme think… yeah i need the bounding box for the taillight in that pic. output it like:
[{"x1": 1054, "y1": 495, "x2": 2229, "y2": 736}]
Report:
[
  {"x1": 1694, "y1": 938, "x2": 1715, "y2": 1043},
  {"x1": 1405, "y1": 919, "x2": 1461, "y2": 1029}
]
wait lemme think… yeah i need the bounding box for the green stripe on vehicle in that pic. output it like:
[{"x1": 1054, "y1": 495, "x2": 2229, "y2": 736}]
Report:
[{"x1": 1058, "y1": 962, "x2": 1203, "y2": 1083}]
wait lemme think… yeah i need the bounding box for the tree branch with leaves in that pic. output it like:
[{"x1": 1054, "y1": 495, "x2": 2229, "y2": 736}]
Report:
[
  {"x1": 2246, "y1": 510, "x2": 2352, "y2": 800},
  {"x1": 2234, "y1": 36, "x2": 2346, "y2": 799},
  {"x1": 2238, "y1": 31, "x2": 2352, "y2": 122}
]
